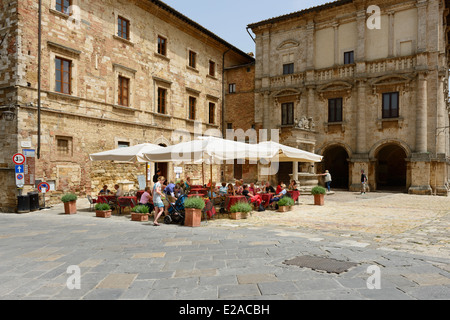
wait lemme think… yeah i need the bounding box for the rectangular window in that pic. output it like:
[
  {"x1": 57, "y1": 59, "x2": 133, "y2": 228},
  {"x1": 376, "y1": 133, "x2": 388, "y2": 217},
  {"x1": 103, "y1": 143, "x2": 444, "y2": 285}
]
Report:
[
  {"x1": 283, "y1": 63, "x2": 294, "y2": 75},
  {"x1": 158, "y1": 36, "x2": 167, "y2": 56},
  {"x1": 209, "y1": 102, "x2": 215, "y2": 124},
  {"x1": 157, "y1": 88, "x2": 166, "y2": 114},
  {"x1": 56, "y1": 0, "x2": 71, "y2": 14},
  {"x1": 118, "y1": 76, "x2": 129, "y2": 107},
  {"x1": 344, "y1": 51, "x2": 354, "y2": 65},
  {"x1": 382, "y1": 92, "x2": 399, "y2": 119},
  {"x1": 118, "y1": 141, "x2": 130, "y2": 148},
  {"x1": 209, "y1": 60, "x2": 215, "y2": 77},
  {"x1": 189, "y1": 97, "x2": 196, "y2": 120},
  {"x1": 56, "y1": 136, "x2": 72, "y2": 156},
  {"x1": 281, "y1": 103, "x2": 294, "y2": 126},
  {"x1": 227, "y1": 123, "x2": 233, "y2": 130},
  {"x1": 55, "y1": 57, "x2": 71, "y2": 95},
  {"x1": 189, "y1": 50, "x2": 196, "y2": 69},
  {"x1": 328, "y1": 98, "x2": 343, "y2": 123},
  {"x1": 118, "y1": 16, "x2": 130, "y2": 40},
  {"x1": 229, "y1": 83, "x2": 236, "y2": 93}
]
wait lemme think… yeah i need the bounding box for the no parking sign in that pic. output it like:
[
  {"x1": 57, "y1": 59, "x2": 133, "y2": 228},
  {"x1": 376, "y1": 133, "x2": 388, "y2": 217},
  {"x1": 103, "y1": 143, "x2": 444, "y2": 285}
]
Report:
[{"x1": 38, "y1": 182, "x2": 50, "y2": 193}]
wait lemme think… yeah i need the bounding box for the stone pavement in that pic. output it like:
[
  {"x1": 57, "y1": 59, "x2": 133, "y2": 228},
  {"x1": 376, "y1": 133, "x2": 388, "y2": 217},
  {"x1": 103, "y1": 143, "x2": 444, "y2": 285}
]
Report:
[{"x1": 0, "y1": 191, "x2": 449, "y2": 301}]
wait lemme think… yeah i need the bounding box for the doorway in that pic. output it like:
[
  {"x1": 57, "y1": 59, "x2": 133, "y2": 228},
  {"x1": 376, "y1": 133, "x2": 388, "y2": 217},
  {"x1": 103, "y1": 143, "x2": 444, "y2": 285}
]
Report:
[
  {"x1": 376, "y1": 144, "x2": 407, "y2": 191},
  {"x1": 321, "y1": 146, "x2": 349, "y2": 189}
]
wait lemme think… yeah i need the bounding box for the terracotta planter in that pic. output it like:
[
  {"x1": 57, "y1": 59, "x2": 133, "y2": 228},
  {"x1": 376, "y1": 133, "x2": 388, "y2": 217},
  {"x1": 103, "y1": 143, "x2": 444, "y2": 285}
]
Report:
[
  {"x1": 314, "y1": 194, "x2": 325, "y2": 206},
  {"x1": 184, "y1": 208, "x2": 202, "y2": 227},
  {"x1": 278, "y1": 206, "x2": 289, "y2": 212},
  {"x1": 230, "y1": 212, "x2": 249, "y2": 220},
  {"x1": 63, "y1": 201, "x2": 77, "y2": 214},
  {"x1": 96, "y1": 210, "x2": 112, "y2": 218},
  {"x1": 131, "y1": 213, "x2": 149, "y2": 222}
]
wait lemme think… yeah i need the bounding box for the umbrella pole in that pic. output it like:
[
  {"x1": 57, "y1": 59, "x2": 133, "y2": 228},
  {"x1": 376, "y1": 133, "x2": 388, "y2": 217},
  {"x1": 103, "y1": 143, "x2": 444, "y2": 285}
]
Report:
[
  {"x1": 210, "y1": 156, "x2": 213, "y2": 200},
  {"x1": 202, "y1": 162, "x2": 205, "y2": 186}
]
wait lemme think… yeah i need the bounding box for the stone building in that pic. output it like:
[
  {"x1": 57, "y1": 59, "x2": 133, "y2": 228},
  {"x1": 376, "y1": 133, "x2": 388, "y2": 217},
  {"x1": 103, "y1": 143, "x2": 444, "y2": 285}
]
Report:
[
  {"x1": 248, "y1": 0, "x2": 450, "y2": 195},
  {"x1": 0, "y1": 0, "x2": 254, "y2": 211}
]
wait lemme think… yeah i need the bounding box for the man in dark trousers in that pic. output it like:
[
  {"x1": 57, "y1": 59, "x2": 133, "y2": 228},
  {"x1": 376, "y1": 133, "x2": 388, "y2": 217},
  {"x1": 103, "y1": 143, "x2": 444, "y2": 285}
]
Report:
[{"x1": 361, "y1": 170, "x2": 368, "y2": 195}]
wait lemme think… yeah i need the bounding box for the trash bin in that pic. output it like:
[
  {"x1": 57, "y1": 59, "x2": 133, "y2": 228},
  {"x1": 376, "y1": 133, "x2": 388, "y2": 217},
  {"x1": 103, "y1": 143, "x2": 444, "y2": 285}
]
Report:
[
  {"x1": 28, "y1": 192, "x2": 39, "y2": 211},
  {"x1": 17, "y1": 195, "x2": 30, "y2": 214}
]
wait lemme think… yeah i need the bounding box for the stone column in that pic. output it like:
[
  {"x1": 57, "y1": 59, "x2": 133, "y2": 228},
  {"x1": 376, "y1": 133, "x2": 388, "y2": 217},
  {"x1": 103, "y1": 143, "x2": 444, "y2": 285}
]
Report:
[
  {"x1": 333, "y1": 23, "x2": 339, "y2": 65},
  {"x1": 356, "y1": 10, "x2": 366, "y2": 62},
  {"x1": 416, "y1": 0, "x2": 427, "y2": 53},
  {"x1": 356, "y1": 80, "x2": 366, "y2": 154},
  {"x1": 388, "y1": 11, "x2": 395, "y2": 57},
  {"x1": 416, "y1": 72, "x2": 428, "y2": 153},
  {"x1": 436, "y1": 73, "x2": 446, "y2": 155}
]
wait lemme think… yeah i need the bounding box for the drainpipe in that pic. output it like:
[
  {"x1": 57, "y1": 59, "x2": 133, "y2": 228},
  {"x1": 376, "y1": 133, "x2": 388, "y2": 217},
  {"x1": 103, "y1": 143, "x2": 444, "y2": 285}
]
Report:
[{"x1": 37, "y1": 0, "x2": 42, "y2": 159}]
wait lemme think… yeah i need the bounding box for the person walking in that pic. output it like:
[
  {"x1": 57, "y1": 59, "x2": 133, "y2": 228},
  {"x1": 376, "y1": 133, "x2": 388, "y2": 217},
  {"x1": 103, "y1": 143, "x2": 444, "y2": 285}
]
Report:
[
  {"x1": 361, "y1": 170, "x2": 368, "y2": 195},
  {"x1": 322, "y1": 170, "x2": 332, "y2": 192},
  {"x1": 152, "y1": 176, "x2": 166, "y2": 226}
]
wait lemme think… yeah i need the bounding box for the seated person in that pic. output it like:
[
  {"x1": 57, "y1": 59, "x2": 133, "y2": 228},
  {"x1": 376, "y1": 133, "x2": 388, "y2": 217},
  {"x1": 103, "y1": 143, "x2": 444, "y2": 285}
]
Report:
[
  {"x1": 288, "y1": 180, "x2": 298, "y2": 191},
  {"x1": 218, "y1": 182, "x2": 228, "y2": 196},
  {"x1": 242, "y1": 185, "x2": 263, "y2": 207},
  {"x1": 139, "y1": 187, "x2": 153, "y2": 212},
  {"x1": 227, "y1": 183, "x2": 235, "y2": 196},
  {"x1": 234, "y1": 180, "x2": 243, "y2": 195},
  {"x1": 276, "y1": 182, "x2": 285, "y2": 194},
  {"x1": 264, "y1": 182, "x2": 275, "y2": 193},
  {"x1": 114, "y1": 184, "x2": 124, "y2": 197},
  {"x1": 249, "y1": 182, "x2": 258, "y2": 195},
  {"x1": 270, "y1": 185, "x2": 287, "y2": 204},
  {"x1": 99, "y1": 185, "x2": 110, "y2": 195}
]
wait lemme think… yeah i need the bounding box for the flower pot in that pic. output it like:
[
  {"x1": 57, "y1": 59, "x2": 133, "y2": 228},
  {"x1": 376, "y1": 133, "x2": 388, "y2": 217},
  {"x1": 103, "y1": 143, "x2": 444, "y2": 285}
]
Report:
[
  {"x1": 278, "y1": 206, "x2": 289, "y2": 212},
  {"x1": 131, "y1": 213, "x2": 149, "y2": 222},
  {"x1": 230, "y1": 212, "x2": 249, "y2": 220},
  {"x1": 64, "y1": 201, "x2": 77, "y2": 214},
  {"x1": 96, "y1": 210, "x2": 112, "y2": 218},
  {"x1": 184, "y1": 208, "x2": 202, "y2": 227},
  {"x1": 314, "y1": 194, "x2": 325, "y2": 206}
]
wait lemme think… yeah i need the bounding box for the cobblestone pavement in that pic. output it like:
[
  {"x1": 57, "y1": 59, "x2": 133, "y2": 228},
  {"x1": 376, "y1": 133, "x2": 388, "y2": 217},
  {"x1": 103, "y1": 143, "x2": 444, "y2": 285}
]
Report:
[{"x1": 0, "y1": 191, "x2": 448, "y2": 301}]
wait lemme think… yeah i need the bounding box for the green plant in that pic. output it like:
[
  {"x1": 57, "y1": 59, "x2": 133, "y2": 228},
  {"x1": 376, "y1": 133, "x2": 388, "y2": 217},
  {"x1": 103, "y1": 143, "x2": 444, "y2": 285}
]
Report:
[
  {"x1": 131, "y1": 205, "x2": 150, "y2": 214},
  {"x1": 61, "y1": 193, "x2": 77, "y2": 203},
  {"x1": 311, "y1": 186, "x2": 327, "y2": 195},
  {"x1": 184, "y1": 197, "x2": 206, "y2": 210},
  {"x1": 230, "y1": 201, "x2": 252, "y2": 213},
  {"x1": 278, "y1": 197, "x2": 295, "y2": 207},
  {"x1": 95, "y1": 203, "x2": 110, "y2": 211}
]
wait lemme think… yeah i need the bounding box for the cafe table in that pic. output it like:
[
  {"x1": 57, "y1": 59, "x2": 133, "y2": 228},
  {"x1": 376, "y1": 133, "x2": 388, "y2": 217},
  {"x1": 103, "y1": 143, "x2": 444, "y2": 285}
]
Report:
[
  {"x1": 97, "y1": 195, "x2": 116, "y2": 204},
  {"x1": 288, "y1": 190, "x2": 300, "y2": 203},
  {"x1": 259, "y1": 193, "x2": 274, "y2": 208},
  {"x1": 226, "y1": 195, "x2": 246, "y2": 212}
]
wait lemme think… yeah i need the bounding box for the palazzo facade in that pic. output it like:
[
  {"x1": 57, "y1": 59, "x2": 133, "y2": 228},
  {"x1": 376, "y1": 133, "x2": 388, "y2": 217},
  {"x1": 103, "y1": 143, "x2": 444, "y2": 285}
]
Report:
[{"x1": 248, "y1": 0, "x2": 450, "y2": 195}]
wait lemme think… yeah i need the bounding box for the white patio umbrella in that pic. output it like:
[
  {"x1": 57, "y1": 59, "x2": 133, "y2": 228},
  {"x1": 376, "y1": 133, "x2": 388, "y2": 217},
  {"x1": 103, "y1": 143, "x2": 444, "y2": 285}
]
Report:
[
  {"x1": 255, "y1": 141, "x2": 323, "y2": 163},
  {"x1": 89, "y1": 143, "x2": 164, "y2": 189},
  {"x1": 89, "y1": 143, "x2": 163, "y2": 163}
]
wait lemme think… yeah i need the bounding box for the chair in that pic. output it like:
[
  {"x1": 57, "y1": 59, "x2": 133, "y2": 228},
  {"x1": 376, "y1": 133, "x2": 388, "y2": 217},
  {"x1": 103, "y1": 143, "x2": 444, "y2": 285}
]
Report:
[
  {"x1": 130, "y1": 198, "x2": 137, "y2": 207},
  {"x1": 87, "y1": 195, "x2": 97, "y2": 211},
  {"x1": 202, "y1": 200, "x2": 214, "y2": 222},
  {"x1": 108, "y1": 197, "x2": 118, "y2": 213},
  {"x1": 118, "y1": 197, "x2": 132, "y2": 215}
]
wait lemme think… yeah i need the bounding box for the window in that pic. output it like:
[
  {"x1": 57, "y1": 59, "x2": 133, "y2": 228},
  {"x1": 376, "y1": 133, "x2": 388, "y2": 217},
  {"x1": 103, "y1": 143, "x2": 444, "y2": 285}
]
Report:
[
  {"x1": 227, "y1": 123, "x2": 233, "y2": 130},
  {"x1": 281, "y1": 103, "x2": 294, "y2": 126},
  {"x1": 328, "y1": 98, "x2": 343, "y2": 123},
  {"x1": 229, "y1": 83, "x2": 236, "y2": 93},
  {"x1": 118, "y1": 76, "x2": 129, "y2": 106},
  {"x1": 344, "y1": 51, "x2": 354, "y2": 65},
  {"x1": 209, "y1": 60, "x2": 215, "y2": 77},
  {"x1": 382, "y1": 92, "x2": 399, "y2": 119},
  {"x1": 158, "y1": 36, "x2": 167, "y2": 56},
  {"x1": 189, "y1": 97, "x2": 196, "y2": 120},
  {"x1": 55, "y1": 57, "x2": 71, "y2": 95},
  {"x1": 55, "y1": 0, "x2": 71, "y2": 14},
  {"x1": 118, "y1": 141, "x2": 130, "y2": 148},
  {"x1": 283, "y1": 63, "x2": 294, "y2": 75},
  {"x1": 209, "y1": 102, "x2": 215, "y2": 124},
  {"x1": 158, "y1": 88, "x2": 166, "y2": 114},
  {"x1": 118, "y1": 16, "x2": 130, "y2": 40},
  {"x1": 56, "y1": 136, "x2": 72, "y2": 156},
  {"x1": 188, "y1": 50, "x2": 196, "y2": 69}
]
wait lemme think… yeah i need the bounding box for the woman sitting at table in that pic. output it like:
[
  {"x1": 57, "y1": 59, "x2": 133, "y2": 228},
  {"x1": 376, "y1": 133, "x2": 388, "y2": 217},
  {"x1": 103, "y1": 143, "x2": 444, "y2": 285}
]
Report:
[
  {"x1": 288, "y1": 180, "x2": 298, "y2": 191},
  {"x1": 227, "y1": 183, "x2": 235, "y2": 196},
  {"x1": 139, "y1": 187, "x2": 153, "y2": 212},
  {"x1": 249, "y1": 182, "x2": 258, "y2": 195},
  {"x1": 234, "y1": 180, "x2": 243, "y2": 195},
  {"x1": 264, "y1": 182, "x2": 275, "y2": 194},
  {"x1": 98, "y1": 185, "x2": 110, "y2": 195},
  {"x1": 242, "y1": 185, "x2": 263, "y2": 209},
  {"x1": 184, "y1": 177, "x2": 191, "y2": 193}
]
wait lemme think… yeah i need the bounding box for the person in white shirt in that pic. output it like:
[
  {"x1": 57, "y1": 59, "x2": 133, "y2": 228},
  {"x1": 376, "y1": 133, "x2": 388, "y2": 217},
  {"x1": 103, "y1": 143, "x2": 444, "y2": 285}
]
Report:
[{"x1": 114, "y1": 184, "x2": 124, "y2": 197}]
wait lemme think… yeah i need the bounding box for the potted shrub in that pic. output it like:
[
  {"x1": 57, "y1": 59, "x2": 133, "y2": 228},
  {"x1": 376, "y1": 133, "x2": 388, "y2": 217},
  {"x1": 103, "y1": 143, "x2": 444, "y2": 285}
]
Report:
[
  {"x1": 131, "y1": 205, "x2": 150, "y2": 222},
  {"x1": 230, "y1": 201, "x2": 253, "y2": 220},
  {"x1": 184, "y1": 197, "x2": 205, "y2": 227},
  {"x1": 61, "y1": 193, "x2": 77, "y2": 214},
  {"x1": 277, "y1": 197, "x2": 295, "y2": 212},
  {"x1": 311, "y1": 186, "x2": 327, "y2": 206},
  {"x1": 95, "y1": 203, "x2": 112, "y2": 218}
]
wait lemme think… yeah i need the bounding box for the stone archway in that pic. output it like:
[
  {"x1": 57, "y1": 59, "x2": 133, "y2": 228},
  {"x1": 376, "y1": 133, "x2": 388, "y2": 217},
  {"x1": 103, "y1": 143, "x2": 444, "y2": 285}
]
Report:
[
  {"x1": 375, "y1": 144, "x2": 407, "y2": 191},
  {"x1": 321, "y1": 145, "x2": 350, "y2": 189}
]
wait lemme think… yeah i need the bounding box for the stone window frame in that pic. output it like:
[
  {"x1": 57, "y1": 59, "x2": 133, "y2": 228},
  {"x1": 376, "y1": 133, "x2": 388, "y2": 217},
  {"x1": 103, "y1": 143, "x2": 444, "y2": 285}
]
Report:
[
  {"x1": 49, "y1": 0, "x2": 78, "y2": 17},
  {"x1": 152, "y1": 76, "x2": 172, "y2": 116},
  {"x1": 113, "y1": 64, "x2": 136, "y2": 109},
  {"x1": 206, "y1": 94, "x2": 219, "y2": 126},
  {"x1": 112, "y1": 10, "x2": 134, "y2": 46},
  {"x1": 54, "y1": 135, "x2": 73, "y2": 161},
  {"x1": 48, "y1": 42, "x2": 80, "y2": 97},
  {"x1": 187, "y1": 49, "x2": 198, "y2": 72}
]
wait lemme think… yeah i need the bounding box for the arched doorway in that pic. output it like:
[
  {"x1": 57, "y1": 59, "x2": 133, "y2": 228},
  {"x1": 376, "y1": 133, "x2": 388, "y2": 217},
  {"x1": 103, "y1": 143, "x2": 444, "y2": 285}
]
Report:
[
  {"x1": 321, "y1": 146, "x2": 349, "y2": 189},
  {"x1": 376, "y1": 144, "x2": 407, "y2": 191}
]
